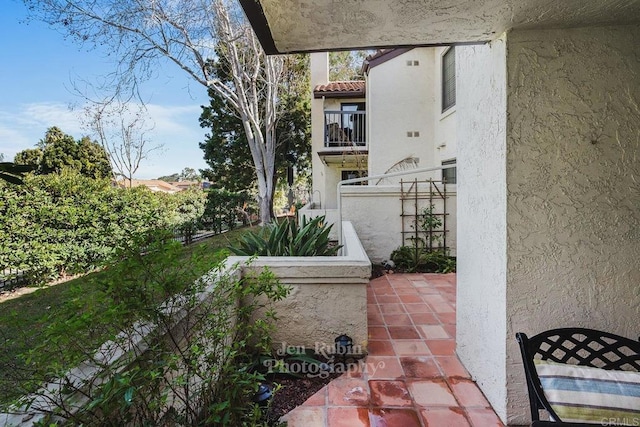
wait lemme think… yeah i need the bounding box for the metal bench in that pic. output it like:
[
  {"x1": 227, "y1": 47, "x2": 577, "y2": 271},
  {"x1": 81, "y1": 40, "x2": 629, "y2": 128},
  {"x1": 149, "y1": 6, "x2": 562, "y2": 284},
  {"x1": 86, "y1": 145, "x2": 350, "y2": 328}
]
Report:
[{"x1": 516, "y1": 328, "x2": 640, "y2": 426}]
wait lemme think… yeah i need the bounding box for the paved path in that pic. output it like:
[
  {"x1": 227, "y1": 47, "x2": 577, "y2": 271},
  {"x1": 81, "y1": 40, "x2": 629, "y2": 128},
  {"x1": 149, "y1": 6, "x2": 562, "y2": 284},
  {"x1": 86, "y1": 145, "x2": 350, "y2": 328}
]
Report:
[{"x1": 282, "y1": 273, "x2": 504, "y2": 426}]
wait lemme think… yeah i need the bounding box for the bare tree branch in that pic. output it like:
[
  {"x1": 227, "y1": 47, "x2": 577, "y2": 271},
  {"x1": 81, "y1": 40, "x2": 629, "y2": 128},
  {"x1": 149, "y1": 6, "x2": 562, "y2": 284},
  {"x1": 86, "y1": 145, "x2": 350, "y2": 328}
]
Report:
[
  {"x1": 84, "y1": 102, "x2": 162, "y2": 186},
  {"x1": 25, "y1": 0, "x2": 286, "y2": 223}
]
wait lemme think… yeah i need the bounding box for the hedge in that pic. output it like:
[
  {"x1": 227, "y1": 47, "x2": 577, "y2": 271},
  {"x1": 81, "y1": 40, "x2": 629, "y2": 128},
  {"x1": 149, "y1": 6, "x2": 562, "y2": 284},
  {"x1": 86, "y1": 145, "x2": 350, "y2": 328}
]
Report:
[{"x1": 0, "y1": 171, "x2": 207, "y2": 286}]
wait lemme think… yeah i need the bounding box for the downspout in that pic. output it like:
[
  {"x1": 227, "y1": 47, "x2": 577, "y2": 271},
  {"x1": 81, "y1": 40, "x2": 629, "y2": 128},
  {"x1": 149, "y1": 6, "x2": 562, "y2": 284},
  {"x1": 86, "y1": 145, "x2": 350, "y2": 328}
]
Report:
[{"x1": 336, "y1": 163, "x2": 457, "y2": 248}]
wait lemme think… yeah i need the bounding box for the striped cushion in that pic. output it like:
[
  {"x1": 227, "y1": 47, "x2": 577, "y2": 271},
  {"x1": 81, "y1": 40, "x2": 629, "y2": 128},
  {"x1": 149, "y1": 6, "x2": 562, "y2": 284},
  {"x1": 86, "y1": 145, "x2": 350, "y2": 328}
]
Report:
[{"x1": 535, "y1": 360, "x2": 640, "y2": 425}]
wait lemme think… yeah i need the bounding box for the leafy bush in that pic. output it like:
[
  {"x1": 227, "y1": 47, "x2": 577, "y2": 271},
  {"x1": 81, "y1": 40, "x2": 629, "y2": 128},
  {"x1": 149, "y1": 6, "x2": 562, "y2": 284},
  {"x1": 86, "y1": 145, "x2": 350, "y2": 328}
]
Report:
[
  {"x1": 229, "y1": 215, "x2": 340, "y2": 256},
  {"x1": 203, "y1": 189, "x2": 249, "y2": 233},
  {"x1": 0, "y1": 228, "x2": 253, "y2": 406},
  {"x1": 0, "y1": 171, "x2": 208, "y2": 285},
  {"x1": 163, "y1": 188, "x2": 207, "y2": 244},
  {"x1": 390, "y1": 246, "x2": 456, "y2": 273},
  {"x1": 6, "y1": 233, "x2": 290, "y2": 426}
]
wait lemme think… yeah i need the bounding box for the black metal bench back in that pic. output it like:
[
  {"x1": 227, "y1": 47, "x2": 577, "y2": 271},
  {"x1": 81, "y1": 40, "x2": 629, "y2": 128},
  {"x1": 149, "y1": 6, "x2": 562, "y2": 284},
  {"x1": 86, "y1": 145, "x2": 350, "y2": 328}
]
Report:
[{"x1": 516, "y1": 327, "x2": 640, "y2": 423}]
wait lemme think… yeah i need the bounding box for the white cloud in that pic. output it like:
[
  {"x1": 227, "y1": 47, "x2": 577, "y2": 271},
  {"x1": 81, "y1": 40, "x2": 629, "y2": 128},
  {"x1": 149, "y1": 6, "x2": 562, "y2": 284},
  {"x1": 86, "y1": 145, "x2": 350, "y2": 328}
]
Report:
[
  {"x1": 145, "y1": 103, "x2": 202, "y2": 135},
  {"x1": 0, "y1": 101, "x2": 207, "y2": 176}
]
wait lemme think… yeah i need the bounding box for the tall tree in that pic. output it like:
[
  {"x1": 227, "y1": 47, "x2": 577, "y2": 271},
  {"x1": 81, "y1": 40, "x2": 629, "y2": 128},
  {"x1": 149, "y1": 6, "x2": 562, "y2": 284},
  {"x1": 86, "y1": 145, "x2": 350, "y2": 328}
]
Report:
[
  {"x1": 40, "y1": 127, "x2": 82, "y2": 174},
  {"x1": 25, "y1": 0, "x2": 290, "y2": 224},
  {"x1": 14, "y1": 127, "x2": 112, "y2": 179},
  {"x1": 329, "y1": 51, "x2": 371, "y2": 81},
  {"x1": 157, "y1": 168, "x2": 201, "y2": 183},
  {"x1": 85, "y1": 103, "x2": 160, "y2": 186},
  {"x1": 179, "y1": 167, "x2": 201, "y2": 182},
  {"x1": 199, "y1": 54, "x2": 310, "y2": 199},
  {"x1": 14, "y1": 148, "x2": 43, "y2": 169}
]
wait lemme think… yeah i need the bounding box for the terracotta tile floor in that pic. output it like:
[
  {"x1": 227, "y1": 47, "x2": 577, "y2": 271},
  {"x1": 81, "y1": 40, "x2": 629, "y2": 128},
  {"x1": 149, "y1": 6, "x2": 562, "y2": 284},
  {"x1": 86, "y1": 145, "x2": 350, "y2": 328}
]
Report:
[{"x1": 281, "y1": 273, "x2": 504, "y2": 427}]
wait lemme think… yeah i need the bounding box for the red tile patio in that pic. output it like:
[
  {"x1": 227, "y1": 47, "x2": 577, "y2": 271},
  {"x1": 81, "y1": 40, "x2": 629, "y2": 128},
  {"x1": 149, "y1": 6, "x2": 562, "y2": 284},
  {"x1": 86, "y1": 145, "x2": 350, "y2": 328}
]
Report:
[{"x1": 281, "y1": 273, "x2": 504, "y2": 427}]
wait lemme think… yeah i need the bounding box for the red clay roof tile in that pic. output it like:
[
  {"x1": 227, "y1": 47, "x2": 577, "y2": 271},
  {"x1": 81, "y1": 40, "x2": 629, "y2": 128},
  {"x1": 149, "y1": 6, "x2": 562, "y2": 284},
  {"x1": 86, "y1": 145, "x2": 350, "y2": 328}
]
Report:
[{"x1": 314, "y1": 81, "x2": 365, "y2": 98}]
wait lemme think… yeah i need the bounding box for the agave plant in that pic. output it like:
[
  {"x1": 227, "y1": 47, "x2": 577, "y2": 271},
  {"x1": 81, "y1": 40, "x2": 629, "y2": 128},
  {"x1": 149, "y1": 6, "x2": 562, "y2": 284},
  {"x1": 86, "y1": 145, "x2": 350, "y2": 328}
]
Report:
[{"x1": 229, "y1": 215, "x2": 341, "y2": 256}]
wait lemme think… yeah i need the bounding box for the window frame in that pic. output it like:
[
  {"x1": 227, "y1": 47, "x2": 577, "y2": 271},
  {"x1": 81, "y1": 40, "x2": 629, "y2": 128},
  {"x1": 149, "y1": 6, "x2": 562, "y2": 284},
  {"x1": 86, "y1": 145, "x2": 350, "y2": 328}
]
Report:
[
  {"x1": 441, "y1": 159, "x2": 456, "y2": 184},
  {"x1": 441, "y1": 47, "x2": 456, "y2": 113}
]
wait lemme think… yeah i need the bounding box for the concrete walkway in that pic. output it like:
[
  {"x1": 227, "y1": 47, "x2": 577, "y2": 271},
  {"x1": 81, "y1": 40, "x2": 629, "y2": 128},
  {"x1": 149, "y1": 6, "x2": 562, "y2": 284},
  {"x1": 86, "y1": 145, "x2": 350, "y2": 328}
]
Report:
[{"x1": 282, "y1": 273, "x2": 504, "y2": 426}]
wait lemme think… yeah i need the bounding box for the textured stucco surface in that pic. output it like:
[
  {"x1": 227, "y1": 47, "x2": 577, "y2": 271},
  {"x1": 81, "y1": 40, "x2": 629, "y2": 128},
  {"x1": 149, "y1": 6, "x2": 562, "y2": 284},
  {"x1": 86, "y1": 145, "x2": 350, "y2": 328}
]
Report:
[
  {"x1": 310, "y1": 53, "x2": 368, "y2": 210},
  {"x1": 504, "y1": 25, "x2": 640, "y2": 424},
  {"x1": 301, "y1": 186, "x2": 457, "y2": 262},
  {"x1": 367, "y1": 49, "x2": 435, "y2": 178},
  {"x1": 310, "y1": 53, "x2": 330, "y2": 209},
  {"x1": 257, "y1": 0, "x2": 640, "y2": 53},
  {"x1": 235, "y1": 222, "x2": 371, "y2": 351},
  {"x1": 342, "y1": 186, "x2": 457, "y2": 262},
  {"x1": 456, "y1": 36, "x2": 508, "y2": 421},
  {"x1": 367, "y1": 47, "x2": 457, "y2": 183}
]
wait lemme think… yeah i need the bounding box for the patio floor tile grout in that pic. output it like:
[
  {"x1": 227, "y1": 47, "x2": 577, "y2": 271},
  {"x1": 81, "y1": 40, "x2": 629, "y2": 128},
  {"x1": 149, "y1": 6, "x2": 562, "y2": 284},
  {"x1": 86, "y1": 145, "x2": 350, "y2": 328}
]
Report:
[{"x1": 281, "y1": 273, "x2": 504, "y2": 427}]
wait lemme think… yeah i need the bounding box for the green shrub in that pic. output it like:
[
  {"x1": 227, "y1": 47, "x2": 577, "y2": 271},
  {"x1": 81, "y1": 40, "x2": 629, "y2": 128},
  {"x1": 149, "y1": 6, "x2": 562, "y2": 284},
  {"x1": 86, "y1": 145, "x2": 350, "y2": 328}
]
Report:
[
  {"x1": 229, "y1": 215, "x2": 340, "y2": 256},
  {"x1": 163, "y1": 188, "x2": 207, "y2": 244},
  {"x1": 390, "y1": 246, "x2": 456, "y2": 273},
  {"x1": 8, "y1": 233, "x2": 290, "y2": 426},
  {"x1": 0, "y1": 171, "x2": 210, "y2": 286},
  {"x1": 204, "y1": 189, "x2": 248, "y2": 233}
]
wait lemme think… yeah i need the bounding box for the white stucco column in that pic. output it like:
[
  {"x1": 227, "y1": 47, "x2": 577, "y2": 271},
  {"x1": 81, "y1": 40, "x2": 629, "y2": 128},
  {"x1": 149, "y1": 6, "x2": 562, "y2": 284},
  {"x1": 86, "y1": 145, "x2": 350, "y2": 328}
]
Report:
[
  {"x1": 457, "y1": 26, "x2": 640, "y2": 425},
  {"x1": 310, "y1": 53, "x2": 329, "y2": 208},
  {"x1": 456, "y1": 34, "x2": 509, "y2": 421}
]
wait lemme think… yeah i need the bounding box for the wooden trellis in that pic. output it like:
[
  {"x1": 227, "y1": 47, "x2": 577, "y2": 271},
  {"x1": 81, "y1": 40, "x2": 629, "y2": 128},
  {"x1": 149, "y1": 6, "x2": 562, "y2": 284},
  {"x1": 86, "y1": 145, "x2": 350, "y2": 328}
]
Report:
[{"x1": 400, "y1": 178, "x2": 449, "y2": 252}]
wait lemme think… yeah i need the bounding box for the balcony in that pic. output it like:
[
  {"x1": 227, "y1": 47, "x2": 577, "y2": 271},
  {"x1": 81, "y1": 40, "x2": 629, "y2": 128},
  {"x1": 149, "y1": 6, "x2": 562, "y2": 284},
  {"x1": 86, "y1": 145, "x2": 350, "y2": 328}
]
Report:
[{"x1": 323, "y1": 110, "x2": 366, "y2": 149}]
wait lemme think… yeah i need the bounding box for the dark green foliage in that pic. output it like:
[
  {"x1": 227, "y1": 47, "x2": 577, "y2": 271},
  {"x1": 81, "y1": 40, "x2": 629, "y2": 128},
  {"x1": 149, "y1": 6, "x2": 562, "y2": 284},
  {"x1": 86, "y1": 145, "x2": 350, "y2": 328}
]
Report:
[
  {"x1": 13, "y1": 148, "x2": 43, "y2": 168},
  {"x1": 14, "y1": 127, "x2": 112, "y2": 179},
  {"x1": 0, "y1": 228, "x2": 255, "y2": 406},
  {"x1": 230, "y1": 215, "x2": 340, "y2": 257},
  {"x1": 2, "y1": 233, "x2": 290, "y2": 426},
  {"x1": 204, "y1": 189, "x2": 249, "y2": 233},
  {"x1": 163, "y1": 188, "x2": 207, "y2": 244},
  {"x1": 199, "y1": 54, "x2": 310, "y2": 194},
  {"x1": 0, "y1": 171, "x2": 205, "y2": 285},
  {"x1": 390, "y1": 201, "x2": 454, "y2": 273},
  {"x1": 390, "y1": 246, "x2": 456, "y2": 273},
  {"x1": 76, "y1": 136, "x2": 113, "y2": 179}
]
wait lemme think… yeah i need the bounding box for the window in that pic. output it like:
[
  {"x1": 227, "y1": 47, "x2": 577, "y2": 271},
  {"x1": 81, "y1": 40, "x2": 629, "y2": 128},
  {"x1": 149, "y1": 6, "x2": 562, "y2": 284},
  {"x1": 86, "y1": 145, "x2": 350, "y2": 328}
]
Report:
[
  {"x1": 442, "y1": 47, "x2": 456, "y2": 112},
  {"x1": 342, "y1": 170, "x2": 367, "y2": 185},
  {"x1": 442, "y1": 159, "x2": 456, "y2": 184}
]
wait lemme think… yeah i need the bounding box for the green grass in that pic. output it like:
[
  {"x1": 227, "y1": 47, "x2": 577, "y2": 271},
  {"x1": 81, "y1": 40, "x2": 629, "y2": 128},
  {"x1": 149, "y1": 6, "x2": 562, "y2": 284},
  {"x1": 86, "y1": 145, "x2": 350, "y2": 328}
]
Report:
[{"x1": 0, "y1": 227, "x2": 254, "y2": 406}]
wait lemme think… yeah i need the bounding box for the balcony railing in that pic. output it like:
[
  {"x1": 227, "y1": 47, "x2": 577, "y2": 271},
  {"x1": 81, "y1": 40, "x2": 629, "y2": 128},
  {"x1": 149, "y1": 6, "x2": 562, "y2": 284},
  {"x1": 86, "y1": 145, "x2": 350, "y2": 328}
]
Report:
[{"x1": 324, "y1": 110, "x2": 366, "y2": 148}]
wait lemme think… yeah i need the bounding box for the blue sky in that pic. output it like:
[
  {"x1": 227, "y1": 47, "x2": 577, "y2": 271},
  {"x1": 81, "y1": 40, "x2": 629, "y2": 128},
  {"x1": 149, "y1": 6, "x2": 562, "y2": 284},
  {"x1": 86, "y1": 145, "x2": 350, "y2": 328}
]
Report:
[{"x1": 0, "y1": 1, "x2": 211, "y2": 179}]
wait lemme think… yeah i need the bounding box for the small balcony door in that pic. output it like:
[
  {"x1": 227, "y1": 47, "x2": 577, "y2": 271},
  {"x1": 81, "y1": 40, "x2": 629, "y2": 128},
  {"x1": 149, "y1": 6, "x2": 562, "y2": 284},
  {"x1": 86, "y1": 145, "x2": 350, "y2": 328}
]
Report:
[{"x1": 341, "y1": 102, "x2": 366, "y2": 145}]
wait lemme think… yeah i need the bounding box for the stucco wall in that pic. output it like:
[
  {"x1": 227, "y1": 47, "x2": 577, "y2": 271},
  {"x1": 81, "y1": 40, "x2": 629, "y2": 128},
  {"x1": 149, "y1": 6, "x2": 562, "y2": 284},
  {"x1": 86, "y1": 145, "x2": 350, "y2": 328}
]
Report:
[
  {"x1": 311, "y1": 53, "x2": 328, "y2": 208},
  {"x1": 302, "y1": 186, "x2": 457, "y2": 262},
  {"x1": 367, "y1": 49, "x2": 437, "y2": 179},
  {"x1": 238, "y1": 221, "x2": 371, "y2": 351},
  {"x1": 504, "y1": 25, "x2": 640, "y2": 424},
  {"x1": 342, "y1": 185, "x2": 457, "y2": 262},
  {"x1": 456, "y1": 36, "x2": 509, "y2": 421}
]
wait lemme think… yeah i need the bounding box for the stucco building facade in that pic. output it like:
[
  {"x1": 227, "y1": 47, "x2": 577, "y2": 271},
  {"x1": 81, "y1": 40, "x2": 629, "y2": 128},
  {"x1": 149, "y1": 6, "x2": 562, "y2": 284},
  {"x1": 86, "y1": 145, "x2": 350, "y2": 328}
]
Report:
[
  {"x1": 240, "y1": 1, "x2": 640, "y2": 424},
  {"x1": 307, "y1": 48, "x2": 458, "y2": 261}
]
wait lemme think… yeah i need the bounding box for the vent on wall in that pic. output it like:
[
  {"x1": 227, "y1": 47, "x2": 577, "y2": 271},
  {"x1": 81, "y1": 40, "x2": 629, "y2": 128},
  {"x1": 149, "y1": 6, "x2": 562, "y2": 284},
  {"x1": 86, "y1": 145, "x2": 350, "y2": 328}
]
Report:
[
  {"x1": 406, "y1": 131, "x2": 421, "y2": 137},
  {"x1": 406, "y1": 60, "x2": 420, "y2": 66}
]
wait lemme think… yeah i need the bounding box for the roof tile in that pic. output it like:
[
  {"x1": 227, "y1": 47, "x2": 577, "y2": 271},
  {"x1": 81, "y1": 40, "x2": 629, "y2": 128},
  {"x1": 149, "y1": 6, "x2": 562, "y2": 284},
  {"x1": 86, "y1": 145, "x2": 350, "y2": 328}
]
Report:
[{"x1": 314, "y1": 81, "x2": 365, "y2": 98}]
